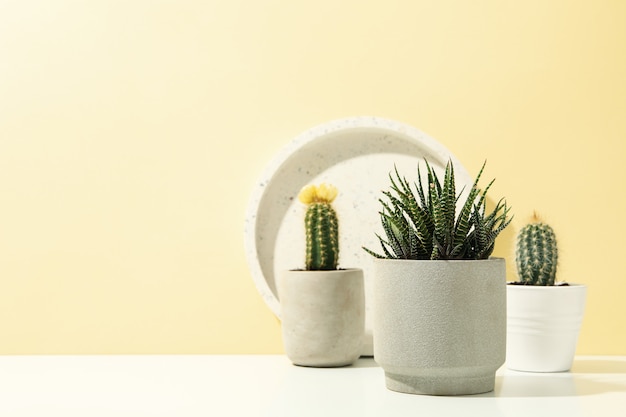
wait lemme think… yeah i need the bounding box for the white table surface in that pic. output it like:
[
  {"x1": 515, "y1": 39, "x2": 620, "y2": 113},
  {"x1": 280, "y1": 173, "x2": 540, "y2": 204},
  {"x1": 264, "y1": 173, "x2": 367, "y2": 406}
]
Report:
[{"x1": 0, "y1": 355, "x2": 624, "y2": 416}]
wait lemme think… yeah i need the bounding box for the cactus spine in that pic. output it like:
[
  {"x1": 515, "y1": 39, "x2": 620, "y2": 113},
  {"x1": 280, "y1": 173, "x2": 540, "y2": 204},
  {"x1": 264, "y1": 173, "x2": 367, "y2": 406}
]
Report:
[
  {"x1": 515, "y1": 214, "x2": 558, "y2": 285},
  {"x1": 299, "y1": 183, "x2": 339, "y2": 271}
]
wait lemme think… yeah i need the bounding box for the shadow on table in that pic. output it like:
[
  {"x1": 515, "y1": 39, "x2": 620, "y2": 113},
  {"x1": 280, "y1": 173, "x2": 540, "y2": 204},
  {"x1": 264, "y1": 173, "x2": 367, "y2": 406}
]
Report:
[
  {"x1": 351, "y1": 358, "x2": 626, "y2": 396},
  {"x1": 570, "y1": 358, "x2": 626, "y2": 374},
  {"x1": 351, "y1": 357, "x2": 378, "y2": 368},
  {"x1": 475, "y1": 373, "x2": 626, "y2": 397},
  {"x1": 497, "y1": 376, "x2": 623, "y2": 397}
]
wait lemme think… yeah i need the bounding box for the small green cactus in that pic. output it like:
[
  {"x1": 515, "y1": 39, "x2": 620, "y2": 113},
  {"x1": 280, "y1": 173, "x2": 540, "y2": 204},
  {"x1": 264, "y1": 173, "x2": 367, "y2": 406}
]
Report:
[
  {"x1": 299, "y1": 183, "x2": 339, "y2": 270},
  {"x1": 515, "y1": 214, "x2": 558, "y2": 285}
]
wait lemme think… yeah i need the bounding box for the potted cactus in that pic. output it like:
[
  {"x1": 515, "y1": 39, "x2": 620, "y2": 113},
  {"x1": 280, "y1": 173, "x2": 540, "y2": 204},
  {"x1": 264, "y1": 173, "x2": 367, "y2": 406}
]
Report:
[
  {"x1": 364, "y1": 159, "x2": 512, "y2": 395},
  {"x1": 276, "y1": 183, "x2": 365, "y2": 367},
  {"x1": 506, "y1": 214, "x2": 587, "y2": 372}
]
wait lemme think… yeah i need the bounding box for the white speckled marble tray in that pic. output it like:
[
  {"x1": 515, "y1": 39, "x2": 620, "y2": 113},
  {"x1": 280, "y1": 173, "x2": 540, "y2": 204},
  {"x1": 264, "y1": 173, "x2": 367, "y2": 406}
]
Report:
[{"x1": 244, "y1": 117, "x2": 473, "y2": 356}]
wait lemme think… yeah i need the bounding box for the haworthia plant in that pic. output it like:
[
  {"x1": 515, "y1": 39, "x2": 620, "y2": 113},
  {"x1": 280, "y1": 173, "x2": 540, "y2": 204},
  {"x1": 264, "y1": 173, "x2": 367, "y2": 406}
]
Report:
[
  {"x1": 299, "y1": 183, "x2": 339, "y2": 270},
  {"x1": 515, "y1": 215, "x2": 558, "y2": 285},
  {"x1": 363, "y1": 159, "x2": 512, "y2": 260}
]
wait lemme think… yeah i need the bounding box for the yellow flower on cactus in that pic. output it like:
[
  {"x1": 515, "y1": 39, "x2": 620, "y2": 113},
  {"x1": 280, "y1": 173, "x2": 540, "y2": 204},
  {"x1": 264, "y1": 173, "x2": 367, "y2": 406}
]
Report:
[
  {"x1": 298, "y1": 183, "x2": 338, "y2": 204},
  {"x1": 316, "y1": 183, "x2": 338, "y2": 203},
  {"x1": 298, "y1": 184, "x2": 317, "y2": 204}
]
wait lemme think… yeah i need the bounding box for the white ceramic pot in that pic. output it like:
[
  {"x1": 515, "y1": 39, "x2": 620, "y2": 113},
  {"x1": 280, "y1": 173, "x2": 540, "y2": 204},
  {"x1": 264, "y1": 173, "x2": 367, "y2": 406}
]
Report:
[
  {"x1": 277, "y1": 269, "x2": 365, "y2": 367},
  {"x1": 506, "y1": 284, "x2": 587, "y2": 372},
  {"x1": 372, "y1": 258, "x2": 506, "y2": 395}
]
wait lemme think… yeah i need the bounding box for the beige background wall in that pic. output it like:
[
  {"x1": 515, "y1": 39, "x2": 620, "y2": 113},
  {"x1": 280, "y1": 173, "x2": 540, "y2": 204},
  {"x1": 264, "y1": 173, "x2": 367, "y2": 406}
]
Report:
[{"x1": 0, "y1": 1, "x2": 624, "y2": 354}]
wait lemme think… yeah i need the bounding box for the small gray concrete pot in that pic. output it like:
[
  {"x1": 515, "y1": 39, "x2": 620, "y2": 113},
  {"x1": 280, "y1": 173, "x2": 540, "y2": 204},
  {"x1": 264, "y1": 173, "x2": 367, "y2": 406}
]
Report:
[
  {"x1": 373, "y1": 258, "x2": 506, "y2": 395},
  {"x1": 277, "y1": 268, "x2": 365, "y2": 367}
]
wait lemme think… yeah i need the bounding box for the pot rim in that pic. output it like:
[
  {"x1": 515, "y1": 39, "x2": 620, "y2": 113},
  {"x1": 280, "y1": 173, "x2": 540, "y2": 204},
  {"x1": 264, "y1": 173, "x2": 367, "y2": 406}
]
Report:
[
  {"x1": 372, "y1": 257, "x2": 504, "y2": 264},
  {"x1": 285, "y1": 268, "x2": 363, "y2": 273},
  {"x1": 506, "y1": 282, "x2": 586, "y2": 289}
]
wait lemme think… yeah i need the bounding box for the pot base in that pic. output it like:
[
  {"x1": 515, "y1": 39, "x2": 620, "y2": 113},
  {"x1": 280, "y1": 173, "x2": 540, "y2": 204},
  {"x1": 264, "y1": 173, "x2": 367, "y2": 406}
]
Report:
[
  {"x1": 506, "y1": 363, "x2": 572, "y2": 373},
  {"x1": 292, "y1": 358, "x2": 358, "y2": 368},
  {"x1": 384, "y1": 371, "x2": 496, "y2": 396}
]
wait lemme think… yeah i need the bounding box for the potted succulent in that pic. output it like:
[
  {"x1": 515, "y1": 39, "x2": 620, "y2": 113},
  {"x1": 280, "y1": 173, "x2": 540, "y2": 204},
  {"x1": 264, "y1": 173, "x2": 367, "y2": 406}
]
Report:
[
  {"x1": 363, "y1": 159, "x2": 512, "y2": 395},
  {"x1": 277, "y1": 183, "x2": 365, "y2": 367},
  {"x1": 506, "y1": 214, "x2": 587, "y2": 372}
]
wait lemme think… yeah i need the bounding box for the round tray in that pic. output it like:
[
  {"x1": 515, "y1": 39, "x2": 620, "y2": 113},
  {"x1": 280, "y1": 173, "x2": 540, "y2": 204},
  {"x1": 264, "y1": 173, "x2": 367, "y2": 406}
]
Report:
[{"x1": 244, "y1": 116, "x2": 473, "y2": 355}]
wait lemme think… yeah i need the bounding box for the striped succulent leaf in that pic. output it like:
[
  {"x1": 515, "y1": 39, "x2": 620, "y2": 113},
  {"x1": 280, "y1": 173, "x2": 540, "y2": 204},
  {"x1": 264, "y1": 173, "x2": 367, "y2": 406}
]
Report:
[{"x1": 363, "y1": 159, "x2": 512, "y2": 260}]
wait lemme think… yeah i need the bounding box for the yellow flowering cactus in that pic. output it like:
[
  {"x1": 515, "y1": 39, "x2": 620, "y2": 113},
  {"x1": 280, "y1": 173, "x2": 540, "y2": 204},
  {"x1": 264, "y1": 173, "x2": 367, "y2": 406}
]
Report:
[{"x1": 298, "y1": 183, "x2": 339, "y2": 270}]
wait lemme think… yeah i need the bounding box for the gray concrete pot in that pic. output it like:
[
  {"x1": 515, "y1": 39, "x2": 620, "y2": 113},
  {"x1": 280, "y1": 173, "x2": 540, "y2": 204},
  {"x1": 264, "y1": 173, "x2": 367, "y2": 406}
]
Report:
[
  {"x1": 277, "y1": 269, "x2": 365, "y2": 367},
  {"x1": 373, "y1": 258, "x2": 506, "y2": 395}
]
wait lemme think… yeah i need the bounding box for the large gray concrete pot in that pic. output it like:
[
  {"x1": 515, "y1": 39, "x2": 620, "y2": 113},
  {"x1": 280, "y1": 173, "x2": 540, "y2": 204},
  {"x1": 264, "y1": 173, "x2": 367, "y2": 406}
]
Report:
[
  {"x1": 373, "y1": 258, "x2": 506, "y2": 395},
  {"x1": 277, "y1": 269, "x2": 365, "y2": 367}
]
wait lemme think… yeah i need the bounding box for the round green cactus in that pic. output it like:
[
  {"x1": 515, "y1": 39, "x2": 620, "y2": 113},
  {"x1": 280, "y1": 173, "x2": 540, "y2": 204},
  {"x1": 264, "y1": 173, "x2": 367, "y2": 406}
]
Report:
[
  {"x1": 515, "y1": 214, "x2": 558, "y2": 285},
  {"x1": 299, "y1": 184, "x2": 339, "y2": 271}
]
